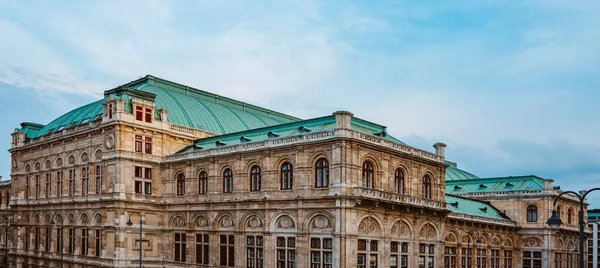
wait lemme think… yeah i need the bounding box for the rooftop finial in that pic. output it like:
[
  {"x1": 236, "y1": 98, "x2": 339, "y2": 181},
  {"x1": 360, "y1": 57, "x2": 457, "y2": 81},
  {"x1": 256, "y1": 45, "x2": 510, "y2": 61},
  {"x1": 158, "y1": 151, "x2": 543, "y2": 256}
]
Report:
[{"x1": 433, "y1": 142, "x2": 447, "y2": 157}]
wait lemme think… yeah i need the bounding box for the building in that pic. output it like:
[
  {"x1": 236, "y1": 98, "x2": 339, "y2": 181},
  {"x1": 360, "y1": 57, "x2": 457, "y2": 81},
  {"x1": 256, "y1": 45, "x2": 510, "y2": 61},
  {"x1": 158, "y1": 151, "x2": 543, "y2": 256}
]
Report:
[{"x1": 5, "y1": 75, "x2": 588, "y2": 268}]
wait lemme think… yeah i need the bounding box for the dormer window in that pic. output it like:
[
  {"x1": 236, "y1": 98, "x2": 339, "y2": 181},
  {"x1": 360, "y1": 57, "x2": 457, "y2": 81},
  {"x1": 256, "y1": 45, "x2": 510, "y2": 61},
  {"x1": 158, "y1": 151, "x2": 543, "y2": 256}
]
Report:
[{"x1": 135, "y1": 106, "x2": 153, "y2": 123}]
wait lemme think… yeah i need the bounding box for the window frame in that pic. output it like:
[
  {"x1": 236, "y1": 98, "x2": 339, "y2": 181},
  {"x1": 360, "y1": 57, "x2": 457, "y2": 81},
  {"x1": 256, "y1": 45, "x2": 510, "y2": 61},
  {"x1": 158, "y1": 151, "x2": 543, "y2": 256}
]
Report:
[
  {"x1": 176, "y1": 173, "x2": 186, "y2": 196},
  {"x1": 198, "y1": 171, "x2": 208, "y2": 194},
  {"x1": 394, "y1": 168, "x2": 405, "y2": 194},
  {"x1": 362, "y1": 161, "x2": 374, "y2": 189},
  {"x1": 174, "y1": 232, "x2": 187, "y2": 262},
  {"x1": 423, "y1": 175, "x2": 432, "y2": 199},
  {"x1": 526, "y1": 205, "x2": 538, "y2": 222},
  {"x1": 315, "y1": 158, "x2": 330, "y2": 188},
  {"x1": 280, "y1": 162, "x2": 293, "y2": 190},
  {"x1": 250, "y1": 166, "x2": 261, "y2": 192},
  {"x1": 223, "y1": 169, "x2": 233, "y2": 193}
]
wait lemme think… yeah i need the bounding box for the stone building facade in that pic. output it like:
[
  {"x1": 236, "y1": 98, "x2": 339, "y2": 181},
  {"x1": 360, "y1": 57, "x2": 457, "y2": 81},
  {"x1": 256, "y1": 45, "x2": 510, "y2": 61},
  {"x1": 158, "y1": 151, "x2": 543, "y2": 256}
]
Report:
[{"x1": 5, "y1": 75, "x2": 586, "y2": 268}]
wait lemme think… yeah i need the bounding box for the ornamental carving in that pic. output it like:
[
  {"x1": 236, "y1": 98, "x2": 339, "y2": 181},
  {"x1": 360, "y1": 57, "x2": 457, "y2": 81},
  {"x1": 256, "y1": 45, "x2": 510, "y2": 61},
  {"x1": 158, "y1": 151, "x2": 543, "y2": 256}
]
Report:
[
  {"x1": 221, "y1": 215, "x2": 233, "y2": 228},
  {"x1": 247, "y1": 216, "x2": 262, "y2": 229},
  {"x1": 313, "y1": 216, "x2": 329, "y2": 229},
  {"x1": 504, "y1": 239, "x2": 513, "y2": 247},
  {"x1": 68, "y1": 155, "x2": 75, "y2": 165},
  {"x1": 174, "y1": 216, "x2": 186, "y2": 227},
  {"x1": 25, "y1": 164, "x2": 30, "y2": 172},
  {"x1": 94, "y1": 214, "x2": 102, "y2": 225},
  {"x1": 56, "y1": 158, "x2": 63, "y2": 167},
  {"x1": 445, "y1": 233, "x2": 457, "y2": 243},
  {"x1": 81, "y1": 152, "x2": 89, "y2": 163},
  {"x1": 278, "y1": 216, "x2": 294, "y2": 229},
  {"x1": 419, "y1": 224, "x2": 436, "y2": 239},
  {"x1": 35, "y1": 162, "x2": 40, "y2": 171},
  {"x1": 492, "y1": 237, "x2": 500, "y2": 246},
  {"x1": 12, "y1": 158, "x2": 17, "y2": 168},
  {"x1": 196, "y1": 216, "x2": 208, "y2": 227},
  {"x1": 525, "y1": 238, "x2": 540, "y2": 247},
  {"x1": 358, "y1": 217, "x2": 380, "y2": 234},
  {"x1": 391, "y1": 221, "x2": 410, "y2": 237},
  {"x1": 95, "y1": 150, "x2": 102, "y2": 160},
  {"x1": 81, "y1": 214, "x2": 89, "y2": 225},
  {"x1": 105, "y1": 134, "x2": 115, "y2": 149},
  {"x1": 45, "y1": 160, "x2": 51, "y2": 169}
]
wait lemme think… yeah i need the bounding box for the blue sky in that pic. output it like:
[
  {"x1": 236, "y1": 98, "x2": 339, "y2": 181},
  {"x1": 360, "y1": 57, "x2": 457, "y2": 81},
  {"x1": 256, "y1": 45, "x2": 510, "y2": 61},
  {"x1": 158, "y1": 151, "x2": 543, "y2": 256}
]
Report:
[{"x1": 1, "y1": 0, "x2": 600, "y2": 205}]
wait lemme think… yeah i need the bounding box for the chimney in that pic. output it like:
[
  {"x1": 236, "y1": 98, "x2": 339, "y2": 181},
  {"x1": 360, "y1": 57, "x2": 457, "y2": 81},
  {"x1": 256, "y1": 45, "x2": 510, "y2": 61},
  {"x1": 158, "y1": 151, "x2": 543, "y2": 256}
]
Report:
[
  {"x1": 333, "y1": 111, "x2": 353, "y2": 130},
  {"x1": 433, "y1": 142, "x2": 447, "y2": 157},
  {"x1": 159, "y1": 108, "x2": 169, "y2": 123}
]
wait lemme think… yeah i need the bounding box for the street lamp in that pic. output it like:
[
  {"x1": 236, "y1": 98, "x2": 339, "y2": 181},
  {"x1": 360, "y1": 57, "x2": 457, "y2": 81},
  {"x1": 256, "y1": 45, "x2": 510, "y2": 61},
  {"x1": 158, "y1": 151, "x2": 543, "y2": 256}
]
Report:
[
  {"x1": 50, "y1": 217, "x2": 63, "y2": 268},
  {"x1": 2, "y1": 217, "x2": 8, "y2": 268},
  {"x1": 126, "y1": 212, "x2": 143, "y2": 268},
  {"x1": 466, "y1": 231, "x2": 481, "y2": 268},
  {"x1": 547, "y1": 188, "x2": 600, "y2": 268}
]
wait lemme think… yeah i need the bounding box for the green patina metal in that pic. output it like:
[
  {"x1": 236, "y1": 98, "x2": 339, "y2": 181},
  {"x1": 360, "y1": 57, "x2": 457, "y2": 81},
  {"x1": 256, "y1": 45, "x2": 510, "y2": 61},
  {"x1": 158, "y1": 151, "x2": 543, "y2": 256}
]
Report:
[
  {"x1": 446, "y1": 175, "x2": 546, "y2": 194},
  {"x1": 445, "y1": 194, "x2": 510, "y2": 220},
  {"x1": 445, "y1": 161, "x2": 481, "y2": 181}
]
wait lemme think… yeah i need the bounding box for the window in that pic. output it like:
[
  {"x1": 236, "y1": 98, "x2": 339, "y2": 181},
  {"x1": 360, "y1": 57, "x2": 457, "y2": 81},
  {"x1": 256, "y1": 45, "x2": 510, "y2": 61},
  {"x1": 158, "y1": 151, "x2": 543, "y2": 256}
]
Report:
[
  {"x1": 57, "y1": 171, "x2": 63, "y2": 197},
  {"x1": 462, "y1": 248, "x2": 473, "y2": 268},
  {"x1": 82, "y1": 229, "x2": 89, "y2": 256},
  {"x1": 174, "y1": 233, "x2": 186, "y2": 262},
  {"x1": 35, "y1": 227, "x2": 40, "y2": 251},
  {"x1": 247, "y1": 235, "x2": 264, "y2": 268},
  {"x1": 522, "y1": 251, "x2": 542, "y2": 268},
  {"x1": 145, "y1": 107, "x2": 152, "y2": 123},
  {"x1": 45, "y1": 173, "x2": 51, "y2": 198},
  {"x1": 280, "y1": 162, "x2": 293, "y2": 190},
  {"x1": 392, "y1": 242, "x2": 410, "y2": 268},
  {"x1": 69, "y1": 169, "x2": 76, "y2": 196},
  {"x1": 491, "y1": 249, "x2": 500, "y2": 268},
  {"x1": 135, "y1": 106, "x2": 143, "y2": 121},
  {"x1": 394, "y1": 168, "x2": 404, "y2": 194},
  {"x1": 250, "y1": 166, "x2": 261, "y2": 192},
  {"x1": 45, "y1": 227, "x2": 51, "y2": 252},
  {"x1": 95, "y1": 165, "x2": 102, "y2": 194},
  {"x1": 555, "y1": 252, "x2": 562, "y2": 268},
  {"x1": 108, "y1": 103, "x2": 113, "y2": 119},
  {"x1": 56, "y1": 228, "x2": 63, "y2": 254},
  {"x1": 476, "y1": 248, "x2": 487, "y2": 268},
  {"x1": 24, "y1": 227, "x2": 30, "y2": 251},
  {"x1": 566, "y1": 252, "x2": 574, "y2": 268},
  {"x1": 134, "y1": 166, "x2": 152, "y2": 195},
  {"x1": 35, "y1": 174, "x2": 40, "y2": 198},
  {"x1": 195, "y1": 234, "x2": 209, "y2": 265},
  {"x1": 25, "y1": 176, "x2": 30, "y2": 199},
  {"x1": 82, "y1": 166, "x2": 89, "y2": 195},
  {"x1": 315, "y1": 158, "x2": 329, "y2": 188},
  {"x1": 276, "y1": 236, "x2": 296, "y2": 268},
  {"x1": 557, "y1": 205, "x2": 562, "y2": 219},
  {"x1": 419, "y1": 243, "x2": 435, "y2": 268},
  {"x1": 526, "y1": 205, "x2": 538, "y2": 222},
  {"x1": 223, "y1": 169, "x2": 233, "y2": 193},
  {"x1": 311, "y1": 237, "x2": 333, "y2": 268},
  {"x1": 95, "y1": 230, "x2": 102, "y2": 257},
  {"x1": 362, "y1": 161, "x2": 374, "y2": 189},
  {"x1": 422, "y1": 176, "x2": 432, "y2": 199},
  {"x1": 444, "y1": 247, "x2": 456, "y2": 268},
  {"x1": 135, "y1": 135, "x2": 143, "y2": 152},
  {"x1": 220, "y1": 234, "x2": 235, "y2": 267},
  {"x1": 68, "y1": 228, "x2": 75, "y2": 254},
  {"x1": 198, "y1": 171, "x2": 208, "y2": 194},
  {"x1": 567, "y1": 208, "x2": 573, "y2": 224},
  {"x1": 176, "y1": 173, "x2": 185, "y2": 196},
  {"x1": 145, "y1": 137, "x2": 152, "y2": 154},
  {"x1": 358, "y1": 239, "x2": 379, "y2": 268}
]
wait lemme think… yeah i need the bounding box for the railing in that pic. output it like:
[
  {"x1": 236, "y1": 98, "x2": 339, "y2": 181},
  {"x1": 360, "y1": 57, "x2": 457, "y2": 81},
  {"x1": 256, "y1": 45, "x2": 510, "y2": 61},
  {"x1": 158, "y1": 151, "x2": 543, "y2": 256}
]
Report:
[
  {"x1": 353, "y1": 187, "x2": 448, "y2": 210},
  {"x1": 170, "y1": 124, "x2": 195, "y2": 135}
]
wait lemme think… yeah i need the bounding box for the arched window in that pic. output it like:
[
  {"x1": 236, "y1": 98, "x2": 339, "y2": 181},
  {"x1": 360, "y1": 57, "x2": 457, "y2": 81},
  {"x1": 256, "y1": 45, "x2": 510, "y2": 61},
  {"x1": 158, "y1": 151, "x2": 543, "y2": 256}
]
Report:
[
  {"x1": 526, "y1": 205, "x2": 538, "y2": 222},
  {"x1": 422, "y1": 175, "x2": 432, "y2": 199},
  {"x1": 250, "y1": 166, "x2": 261, "y2": 192},
  {"x1": 315, "y1": 158, "x2": 329, "y2": 188},
  {"x1": 281, "y1": 162, "x2": 293, "y2": 190},
  {"x1": 394, "y1": 168, "x2": 404, "y2": 194},
  {"x1": 176, "y1": 173, "x2": 185, "y2": 196},
  {"x1": 567, "y1": 208, "x2": 573, "y2": 224},
  {"x1": 198, "y1": 171, "x2": 208, "y2": 194},
  {"x1": 362, "y1": 161, "x2": 374, "y2": 189},
  {"x1": 556, "y1": 205, "x2": 562, "y2": 219},
  {"x1": 223, "y1": 169, "x2": 233, "y2": 193}
]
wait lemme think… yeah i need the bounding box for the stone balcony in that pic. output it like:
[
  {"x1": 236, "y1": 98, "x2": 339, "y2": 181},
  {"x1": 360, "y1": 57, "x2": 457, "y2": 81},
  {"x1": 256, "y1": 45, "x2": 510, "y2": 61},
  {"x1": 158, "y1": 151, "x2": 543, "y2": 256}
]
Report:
[{"x1": 353, "y1": 187, "x2": 448, "y2": 211}]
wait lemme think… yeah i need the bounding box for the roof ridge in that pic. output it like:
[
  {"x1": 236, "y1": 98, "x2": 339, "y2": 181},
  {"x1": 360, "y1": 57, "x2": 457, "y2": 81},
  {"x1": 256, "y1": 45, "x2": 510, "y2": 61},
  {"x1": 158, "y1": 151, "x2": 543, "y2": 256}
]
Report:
[{"x1": 445, "y1": 193, "x2": 493, "y2": 205}]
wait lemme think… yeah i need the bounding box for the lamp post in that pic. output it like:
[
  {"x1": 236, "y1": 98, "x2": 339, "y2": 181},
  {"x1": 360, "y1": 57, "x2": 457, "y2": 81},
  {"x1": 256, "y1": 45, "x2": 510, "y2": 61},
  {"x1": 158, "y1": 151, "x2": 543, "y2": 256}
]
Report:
[
  {"x1": 466, "y1": 231, "x2": 481, "y2": 268},
  {"x1": 547, "y1": 188, "x2": 600, "y2": 268},
  {"x1": 126, "y1": 212, "x2": 142, "y2": 268},
  {"x1": 50, "y1": 217, "x2": 63, "y2": 268},
  {"x1": 2, "y1": 217, "x2": 8, "y2": 268}
]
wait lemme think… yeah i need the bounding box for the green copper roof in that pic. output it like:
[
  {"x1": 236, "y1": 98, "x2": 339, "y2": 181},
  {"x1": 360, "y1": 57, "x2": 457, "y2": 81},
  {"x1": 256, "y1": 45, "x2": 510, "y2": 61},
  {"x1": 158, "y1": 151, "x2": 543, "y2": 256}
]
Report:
[
  {"x1": 178, "y1": 115, "x2": 405, "y2": 153},
  {"x1": 17, "y1": 75, "x2": 301, "y2": 139},
  {"x1": 445, "y1": 161, "x2": 481, "y2": 181},
  {"x1": 446, "y1": 194, "x2": 509, "y2": 220},
  {"x1": 446, "y1": 175, "x2": 546, "y2": 194}
]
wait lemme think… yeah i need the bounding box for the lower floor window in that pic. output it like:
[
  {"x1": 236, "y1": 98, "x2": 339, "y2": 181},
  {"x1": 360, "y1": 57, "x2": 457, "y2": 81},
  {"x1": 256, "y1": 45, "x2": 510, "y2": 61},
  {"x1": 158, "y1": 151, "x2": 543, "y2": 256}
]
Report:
[
  {"x1": 358, "y1": 239, "x2": 379, "y2": 268},
  {"x1": 555, "y1": 252, "x2": 562, "y2": 268},
  {"x1": 444, "y1": 246, "x2": 457, "y2": 268},
  {"x1": 220, "y1": 234, "x2": 235, "y2": 267},
  {"x1": 196, "y1": 233, "x2": 209, "y2": 265},
  {"x1": 503, "y1": 250, "x2": 512, "y2": 268},
  {"x1": 462, "y1": 248, "x2": 473, "y2": 268},
  {"x1": 277, "y1": 236, "x2": 296, "y2": 268},
  {"x1": 476, "y1": 248, "x2": 487, "y2": 268},
  {"x1": 392, "y1": 241, "x2": 409, "y2": 268},
  {"x1": 134, "y1": 180, "x2": 152, "y2": 195},
  {"x1": 419, "y1": 243, "x2": 435, "y2": 268},
  {"x1": 174, "y1": 233, "x2": 186, "y2": 262},
  {"x1": 490, "y1": 249, "x2": 500, "y2": 268},
  {"x1": 247, "y1": 235, "x2": 264, "y2": 268},
  {"x1": 310, "y1": 237, "x2": 333, "y2": 268},
  {"x1": 523, "y1": 251, "x2": 542, "y2": 268}
]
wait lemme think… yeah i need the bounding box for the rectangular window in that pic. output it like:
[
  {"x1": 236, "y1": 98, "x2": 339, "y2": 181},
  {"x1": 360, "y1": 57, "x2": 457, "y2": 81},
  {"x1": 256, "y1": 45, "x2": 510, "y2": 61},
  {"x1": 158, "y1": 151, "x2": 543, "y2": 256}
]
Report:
[
  {"x1": 358, "y1": 239, "x2": 379, "y2": 268},
  {"x1": 82, "y1": 229, "x2": 89, "y2": 256},
  {"x1": 311, "y1": 237, "x2": 333, "y2": 268},
  {"x1": 247, "y1": 235, "x2": 264, "y2": 268},
  {"x1": 419, "y1": 243, "x2": 435, "y2": 268},
  {"x1": 555, "y1": 252, "x2": 562, "y2": 268},
  {"x1": 108, "y1": 104, "x2": 113, "y2": 119},
  {"x1": 491, "y1": 249, "x2": 500, "y2": 268},
  {"x1": 95, "y1": 165, "x2": 102, "y2": 194},
  {"x1": 35, "y1": 174, "x2": 40, "y2": 198},
  {"x1": 69, "y1": 169, "x2": 75, "y2": 196},
  {"x1": 35, "y1": 227, "x2": 40, "y2": 251},
  {"x1": 135, "y1": 106, "x2": 143, "y2": 121},
  {"x1": 135, "y1": 135, "x2": 143, "y2": 152},
  {"x1": 68, "y1": 228, "x2": 75, "y2": 254},
  {"x1": 56, "y1": 228, "x2": 63, "y2": 254},
  {"x1": 145, "y1": 108, "x2": 152, "y2": 123},
  {"x1": 25, "y1": 227, "x2": 30, "y2": 251},
  {"x1": 476, "y1": 248, "x2": 487, "y2": 268},
  {"x1": 82, "y1": 166, "x2": 89, "y2": 195},
  {"x1": 95, "y1": 230, "x2": 102, "y2": 257},
  {"x1": 45, "y1": 227, "x2": 51, "y2": 252},
  {"x1": 145, "y1": 137, "x2": 152, "y2": 154},
  {"x1": 145, "y1": 168, "x2": 152, "y2": 179},
  {"x1": 45, "y1": 173, "x2": 51, "y2": 198},
  {"x1": 134, "y1": 166, "x2": 152, "y2": 195},
  {"x1": 276, "y1": 236, "x2": 296, "y2": 268},
  {"x1": 462, "y1": 248, "x2": 473, "y2": 268},
  {"x1": 220, "y1": 234, "x2": 235, "y2": 267},
  {"x1": 25, "y1": 176, "x2": 30, "y2": 199},
  {"x1": 174, "y1": 233, "x2": 187, "y2": 262},
  {"x1": 57, "y1": 171, "x2": 63, "y2": 197},
  {"x1": 523, "y1": 251, "x2": 542, "y2": 268},
  {"x1": 444, "y1": 246, "x2": 457, "y2": 268},
  {"x1": 195, "y1": 234, "x2": 209, "y2": 265}
]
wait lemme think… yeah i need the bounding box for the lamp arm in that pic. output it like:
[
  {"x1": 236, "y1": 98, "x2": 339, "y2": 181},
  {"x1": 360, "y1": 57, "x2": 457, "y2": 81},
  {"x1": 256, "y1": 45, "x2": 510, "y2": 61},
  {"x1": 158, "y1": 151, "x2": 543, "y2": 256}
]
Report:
[
  {"x1": 553, "y1": 191, "x2": 582, "y2": 207},
  {"x1": 581, "y1": 188, "x2": 600, "y2": 202}
]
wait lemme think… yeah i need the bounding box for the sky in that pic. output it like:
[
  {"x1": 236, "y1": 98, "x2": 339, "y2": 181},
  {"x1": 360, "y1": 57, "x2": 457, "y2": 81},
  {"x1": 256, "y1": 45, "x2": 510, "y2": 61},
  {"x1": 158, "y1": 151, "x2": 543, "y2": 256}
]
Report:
[{"x1": 1, "y1": 0, "x2": 600, "y2": 206}]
